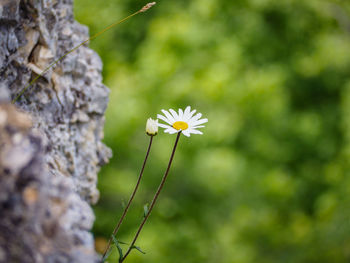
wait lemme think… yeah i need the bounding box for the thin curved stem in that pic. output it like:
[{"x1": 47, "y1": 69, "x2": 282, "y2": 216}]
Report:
[
  {"x1": 120, "y1": 132, "x2": 181, "y2": 262},
  {"x1": 101, "y1": 135, "x2": 154, "y2": 261},
  {"x1": 12, "y1": 10, "x2": 141, "y2": 104}
]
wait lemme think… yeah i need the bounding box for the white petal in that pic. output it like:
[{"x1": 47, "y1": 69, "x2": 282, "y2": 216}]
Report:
[
  {"x1": 191, "y1": 118, "x2": 208, "y2": 126},
  {"x1": 161, "y1": 109, "x2": 175, "y2": 123},
  {"x1": 183, "y1": 111, "x2": 189, "y2": 121},
  {"x1": 184, "y1": 106, "x2": 191, "y2": 116},
  {"x1": 157, "y1": 123, "x2": 171, "y2": 129},
  {"x1": 188, "y1": 113, "x2": 202, "y2": 124},
  {"x1": 191, "y1": 125, "x2": 205, "y2": 129},
  {"x1": 178, "y1": 108, "x2": 184, "y2": 120},
  {"x1": 169, "y1": 109, "x2": 179, "y2": 120},
  {"x1": 185, "y1": 109, "x2": 197, "y2": 122},
  {"x1": 188, "y1": 129, "x2": 203, "y2": 135},
  {"x1": 190, "y1": 109, "x2": 197, "y2": 117},
  {"x1": 183, "y1": 106, "x2": 192, "y2": 121},
  {"x1": 182, "y1": 130, "x2": 191, "y2": 137},
  {"x1": 157, "y1": 114, "x2": 173, "y2": 125},
  {"x1": 165, "y1": 127, "x2": 178, "y2": 134}
]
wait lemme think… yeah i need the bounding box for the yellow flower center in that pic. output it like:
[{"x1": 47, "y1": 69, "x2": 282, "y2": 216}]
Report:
[{"x1": 173, "y1": 121, "x2": 189, "y2": 131}]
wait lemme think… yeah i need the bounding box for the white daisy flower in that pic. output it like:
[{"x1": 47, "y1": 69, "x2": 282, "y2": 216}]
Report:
[{"x1": 157, "y1": 106, "x2": 208, "y2": 137}]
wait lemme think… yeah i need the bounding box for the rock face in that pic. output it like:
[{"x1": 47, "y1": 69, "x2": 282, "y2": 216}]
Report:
[{"x1": 0, "y1": 0, "x2": 111, "y2": 262}]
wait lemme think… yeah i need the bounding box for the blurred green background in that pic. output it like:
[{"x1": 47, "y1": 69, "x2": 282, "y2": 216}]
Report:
[{"x1": 74, "y1": 0, "x2": 350, "y2": 262}]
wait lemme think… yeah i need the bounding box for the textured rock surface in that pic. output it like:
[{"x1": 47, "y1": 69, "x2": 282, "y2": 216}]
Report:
[
  {"x1": 0, "y1": 104, "x2": 98, "y2": 262},
  {"x1": 0, "y1": 0, "x2": 111, "y2": 262}
]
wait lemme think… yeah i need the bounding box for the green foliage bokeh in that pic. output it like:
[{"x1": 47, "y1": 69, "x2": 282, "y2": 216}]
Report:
[{"x1": 74, "y1": 0, "x2": 350, "y2": 262}]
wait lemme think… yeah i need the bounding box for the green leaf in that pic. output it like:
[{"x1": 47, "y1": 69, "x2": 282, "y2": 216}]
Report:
[
  {"x1": 111, "y1": 234, "x2": 123, "y2": 262},
  {"x1": 131, "y1": 245, "x2": 146, "y2": 254},
  {"x1": 143, "y1": 203, "x2": 149, "y2": 218}
]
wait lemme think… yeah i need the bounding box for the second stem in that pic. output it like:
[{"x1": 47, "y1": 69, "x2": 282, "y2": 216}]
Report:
[
  {"x1": 102, "y1": 135, "x2": 154, "y2": 261},
  {"x1": 121, "y1": 132, "x2": 181, "y2": 262}
]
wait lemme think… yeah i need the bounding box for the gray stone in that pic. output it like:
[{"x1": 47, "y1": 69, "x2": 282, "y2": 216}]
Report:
[{"x1": 0, "y1": 0, "x2": 112, "y2": 262}]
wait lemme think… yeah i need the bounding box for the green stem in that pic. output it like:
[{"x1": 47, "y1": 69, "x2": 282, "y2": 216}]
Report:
[
  {"x1": 101, "y1": 135, "x2": 154, "y2": 261},
  {"x1": 12, "y1": 10, "x2": 141, "y2": 104},
  {"x1": 120, "y1": 132, "x2": 181, "y2": 263}
]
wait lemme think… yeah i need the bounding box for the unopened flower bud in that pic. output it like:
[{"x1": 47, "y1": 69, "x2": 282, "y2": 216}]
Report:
[{"x1": 146, "y1": 118, "x2": 158, "y2": 136}]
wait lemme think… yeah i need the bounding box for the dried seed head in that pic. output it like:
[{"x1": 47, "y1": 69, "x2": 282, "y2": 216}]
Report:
[{"x1": 140, "y1": 2, "x2": 156, "y2": 13}]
